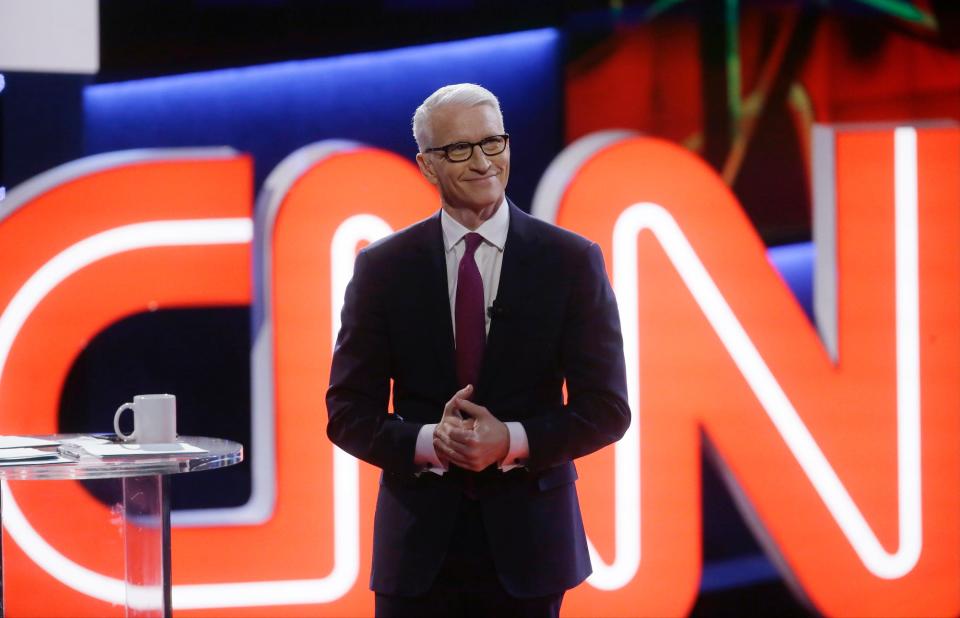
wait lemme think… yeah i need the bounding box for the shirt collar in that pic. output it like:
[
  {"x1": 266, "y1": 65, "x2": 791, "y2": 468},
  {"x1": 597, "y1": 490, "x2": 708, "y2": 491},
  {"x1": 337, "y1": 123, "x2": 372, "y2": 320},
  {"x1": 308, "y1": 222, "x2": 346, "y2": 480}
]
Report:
[{"x1": 440, "y1": 196, "x2": 510, "y2": 253}]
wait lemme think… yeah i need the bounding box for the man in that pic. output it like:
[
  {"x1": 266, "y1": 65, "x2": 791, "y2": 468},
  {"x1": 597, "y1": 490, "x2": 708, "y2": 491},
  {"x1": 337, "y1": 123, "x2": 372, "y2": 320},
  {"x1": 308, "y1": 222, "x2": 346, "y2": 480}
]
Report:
[{"x1": 326, "y1": 83, "x2": 629, "y2": 617}]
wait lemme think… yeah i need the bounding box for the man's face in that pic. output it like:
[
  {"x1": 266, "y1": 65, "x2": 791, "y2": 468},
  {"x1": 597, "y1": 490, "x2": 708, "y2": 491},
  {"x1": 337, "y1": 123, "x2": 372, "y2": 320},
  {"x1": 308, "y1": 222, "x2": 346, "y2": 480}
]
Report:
[{"x1": 416, "y1": 103, "x2": 510, "y2": 214}]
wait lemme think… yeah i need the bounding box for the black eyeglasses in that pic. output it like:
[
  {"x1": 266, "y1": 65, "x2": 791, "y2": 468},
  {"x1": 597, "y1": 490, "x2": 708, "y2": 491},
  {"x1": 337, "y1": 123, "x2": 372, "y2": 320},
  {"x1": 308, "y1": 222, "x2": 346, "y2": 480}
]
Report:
[{"x1": 424, "y1": 134, "x2": 509, "y2": 162}]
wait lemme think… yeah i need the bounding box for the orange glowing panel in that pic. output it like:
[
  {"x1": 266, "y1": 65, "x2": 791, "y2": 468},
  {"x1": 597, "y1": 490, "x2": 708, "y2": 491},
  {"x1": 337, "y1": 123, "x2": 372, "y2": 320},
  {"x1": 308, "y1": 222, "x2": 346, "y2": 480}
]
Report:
[
  {"x1": 0, "y1": 150, "x2": 253, "y2": 617},
  {"x1": 533, "y1": 124, "x2": 960, "y2": 617},
  {"x1": 173, "y1": 143, "x2": 438, "y2": 617}
]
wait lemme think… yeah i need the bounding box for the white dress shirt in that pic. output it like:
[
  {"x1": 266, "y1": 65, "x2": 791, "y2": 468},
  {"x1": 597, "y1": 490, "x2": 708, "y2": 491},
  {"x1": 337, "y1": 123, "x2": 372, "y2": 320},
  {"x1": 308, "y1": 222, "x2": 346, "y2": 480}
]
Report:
[{"x1": 414, "y1": 199, "x2": 529, "y2": 473}]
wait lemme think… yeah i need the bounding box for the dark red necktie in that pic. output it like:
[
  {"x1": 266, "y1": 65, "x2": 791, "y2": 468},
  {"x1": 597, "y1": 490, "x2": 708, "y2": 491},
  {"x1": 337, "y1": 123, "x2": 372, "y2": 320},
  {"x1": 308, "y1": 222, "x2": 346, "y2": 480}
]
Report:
[{"x1": 455, "y1": 233, "x2": 486, "y2": 388}]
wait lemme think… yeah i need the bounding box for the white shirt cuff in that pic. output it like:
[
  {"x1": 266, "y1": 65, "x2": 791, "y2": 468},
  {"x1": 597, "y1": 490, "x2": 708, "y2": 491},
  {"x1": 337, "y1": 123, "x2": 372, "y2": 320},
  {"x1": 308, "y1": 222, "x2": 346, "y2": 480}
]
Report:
[
  {"x1": 499, "y1": 421, "x2": 529, "y2": 471},
  {"x1": 414, "y1": 423, "x2": 446, "y2": 475}
]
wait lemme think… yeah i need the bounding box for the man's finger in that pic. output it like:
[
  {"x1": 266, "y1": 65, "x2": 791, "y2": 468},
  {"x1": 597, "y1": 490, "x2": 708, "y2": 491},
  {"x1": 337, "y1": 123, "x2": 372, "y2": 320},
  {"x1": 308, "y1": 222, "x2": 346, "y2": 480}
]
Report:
[
  {"x1": 447, "y1": 427, "x2": 478, "y2": 446},
  {"x1": 456, "y1": 399, "x2": 490, "y2": 418},
  {"x1": 441, "y1": 398, "x2": 459, "y2": 418},
  {"x1": 434, "y1": 438, "x2": 471, "y2": 467},
  {"x1": 442, "y1": 384, "x2": 474, "y2": 418},
  {"x1": 434, "y1": 427, "x2": 470, "y2": 453},
  {"x1": 441, "y1": 400, "x2": 468, "y2": 419},
  {"x1": 433, "y1": 422, "x2": 463, "y2": 447},
  {"x1": 436, "y1": 437, "x2": 489, "y2": 472},
  {"x1": 447, "y1": 384, "x2": 473, "y2": 406},
  {"x1": 442, "y1": 436, "x2": 480, "y2": 465}
]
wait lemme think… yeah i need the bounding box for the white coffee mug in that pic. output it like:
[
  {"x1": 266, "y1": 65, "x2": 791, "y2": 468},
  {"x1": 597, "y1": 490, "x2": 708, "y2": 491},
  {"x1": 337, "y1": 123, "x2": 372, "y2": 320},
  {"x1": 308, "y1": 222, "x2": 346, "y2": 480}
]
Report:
[{"x1": 114, "y1": 394, "x2": 177, "y2": 443}]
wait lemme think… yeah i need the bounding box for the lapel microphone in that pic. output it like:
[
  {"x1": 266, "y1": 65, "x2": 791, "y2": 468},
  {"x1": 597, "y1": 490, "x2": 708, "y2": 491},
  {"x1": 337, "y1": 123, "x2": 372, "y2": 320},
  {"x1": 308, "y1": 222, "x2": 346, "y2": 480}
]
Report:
[{"x1": 487, "y1": 299, "x2": 507, "y2": 319}]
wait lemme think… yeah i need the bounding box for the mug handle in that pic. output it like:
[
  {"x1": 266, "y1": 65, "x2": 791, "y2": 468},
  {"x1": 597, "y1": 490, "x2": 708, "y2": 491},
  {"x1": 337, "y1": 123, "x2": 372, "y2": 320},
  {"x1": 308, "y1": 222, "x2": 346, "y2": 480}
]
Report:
[{"x1": 114, "y1": 403, "x2": 137, "y2": 441}]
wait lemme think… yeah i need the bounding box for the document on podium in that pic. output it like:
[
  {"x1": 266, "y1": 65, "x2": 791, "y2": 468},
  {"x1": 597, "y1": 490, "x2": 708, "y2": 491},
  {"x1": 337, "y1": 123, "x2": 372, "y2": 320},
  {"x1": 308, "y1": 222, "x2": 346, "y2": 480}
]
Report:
[
  {"x1": 58, "y1": 436, "x2": 208, "y2": 458},
  {"x1": 0, "y1": 447, "x2": 70, "y2": 466},
  {"x1": 0, "y1": 436, "x2": 60, "y2": 449}
]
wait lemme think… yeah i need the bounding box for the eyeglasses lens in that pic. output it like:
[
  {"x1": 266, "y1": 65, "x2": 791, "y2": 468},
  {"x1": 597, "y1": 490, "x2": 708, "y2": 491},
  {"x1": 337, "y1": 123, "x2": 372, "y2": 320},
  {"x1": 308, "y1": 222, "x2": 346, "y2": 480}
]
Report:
[
  {"x1": 480, "y1": 136, "x2": 506, "y2": 156},
  {"x1": 448, "y1": 144, "x2": 472, "y2": 161},
  {"x1": 445, "y1": 136, "x2": 507, "y2": 162}
]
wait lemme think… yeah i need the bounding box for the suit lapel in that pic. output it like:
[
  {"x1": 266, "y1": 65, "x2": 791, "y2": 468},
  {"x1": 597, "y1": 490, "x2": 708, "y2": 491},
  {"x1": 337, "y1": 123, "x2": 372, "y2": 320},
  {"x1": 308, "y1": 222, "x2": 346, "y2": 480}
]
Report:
[
  {"x1": 418, "y1": 212, "x2": 458, "y2": 392},
  {"x1": 477, "y1": 202, "x2": 539, "y2": 397}
]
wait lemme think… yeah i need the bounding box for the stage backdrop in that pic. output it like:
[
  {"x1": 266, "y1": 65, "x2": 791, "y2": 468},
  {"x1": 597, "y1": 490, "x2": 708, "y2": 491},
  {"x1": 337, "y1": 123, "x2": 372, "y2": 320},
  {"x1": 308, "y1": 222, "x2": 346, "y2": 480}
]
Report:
[{"x1": 0, "y1": 26, "x2": 957, "y2": 618}]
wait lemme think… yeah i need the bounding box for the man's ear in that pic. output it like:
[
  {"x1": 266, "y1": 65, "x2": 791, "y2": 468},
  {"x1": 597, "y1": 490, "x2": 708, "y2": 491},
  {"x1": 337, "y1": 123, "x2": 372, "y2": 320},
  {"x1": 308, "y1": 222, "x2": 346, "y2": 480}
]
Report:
[{"x1": 416, "y1": 153, "x2": 439, "y2": 186}]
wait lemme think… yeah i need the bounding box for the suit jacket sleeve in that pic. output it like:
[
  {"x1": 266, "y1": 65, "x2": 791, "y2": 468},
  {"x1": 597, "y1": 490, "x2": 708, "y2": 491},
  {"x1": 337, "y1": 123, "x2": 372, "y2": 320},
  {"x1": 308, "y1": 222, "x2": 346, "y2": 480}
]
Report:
[
  {"x1": 521, "y1": 242, "x2": 631, "y2": 472},
  {"x1": 325, "y1": 249, "x2": 423, "y2": 473}
]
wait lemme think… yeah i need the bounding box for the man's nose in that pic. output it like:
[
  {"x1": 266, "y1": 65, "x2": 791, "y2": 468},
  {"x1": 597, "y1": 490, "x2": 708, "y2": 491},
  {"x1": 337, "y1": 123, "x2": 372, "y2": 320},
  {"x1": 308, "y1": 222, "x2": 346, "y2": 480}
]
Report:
[{"x1": 468, "y1": 147, "x2": 492, "y2": 170}]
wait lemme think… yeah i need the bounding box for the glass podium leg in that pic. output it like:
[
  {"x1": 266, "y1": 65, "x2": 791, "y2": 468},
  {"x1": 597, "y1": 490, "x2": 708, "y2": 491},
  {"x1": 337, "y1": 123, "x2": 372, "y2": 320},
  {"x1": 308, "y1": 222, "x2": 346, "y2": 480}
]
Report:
[
  {"x1": 0, "y1": 483, "x2": 4, "y2": 617},
  {"x1": 122, "y1": 475, "x2": 171, "y2": 618}
]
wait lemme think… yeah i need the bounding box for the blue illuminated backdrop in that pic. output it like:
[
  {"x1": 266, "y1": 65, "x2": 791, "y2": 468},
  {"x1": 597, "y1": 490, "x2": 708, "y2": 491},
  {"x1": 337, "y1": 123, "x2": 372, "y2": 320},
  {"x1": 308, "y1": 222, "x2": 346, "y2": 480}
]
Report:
[{"x1": 84, "y1": 28, "x2": 563, "y2": 209}]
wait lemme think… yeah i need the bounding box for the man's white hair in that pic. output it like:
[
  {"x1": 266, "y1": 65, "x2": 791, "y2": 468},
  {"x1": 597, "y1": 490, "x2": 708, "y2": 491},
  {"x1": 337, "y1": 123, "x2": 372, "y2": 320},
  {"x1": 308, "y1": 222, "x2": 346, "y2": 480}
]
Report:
[{"x1": 412, "y1": 83, "x2": 504, "y2": 152}]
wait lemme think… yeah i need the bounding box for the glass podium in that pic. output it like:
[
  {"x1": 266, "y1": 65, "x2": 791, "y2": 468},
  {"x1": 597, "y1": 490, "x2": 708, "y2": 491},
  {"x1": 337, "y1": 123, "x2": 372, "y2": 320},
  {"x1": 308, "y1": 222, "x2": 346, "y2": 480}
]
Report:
[{"x1": 0, "y1": 435, "x2": 242, "y2": 618}]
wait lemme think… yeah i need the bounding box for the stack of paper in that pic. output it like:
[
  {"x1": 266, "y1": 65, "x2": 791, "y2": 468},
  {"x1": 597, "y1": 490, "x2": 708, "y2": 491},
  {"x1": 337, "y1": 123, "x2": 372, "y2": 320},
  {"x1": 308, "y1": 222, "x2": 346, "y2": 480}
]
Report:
[
  {"x1": 77, "y1": 441, "x2": 207, "y2": 458},
  {"x1": 0, "y1": 436, "x2": 69, "y2": 466},
  {"x1": 58, "y1": 436, "x2": 207, "y2": 458},
  {"x1": 0, "y1": 436, "x2": 59, "y2": 449},
  {"x1": 0, "y1": 448, "x2": 60, "y2": 461}
]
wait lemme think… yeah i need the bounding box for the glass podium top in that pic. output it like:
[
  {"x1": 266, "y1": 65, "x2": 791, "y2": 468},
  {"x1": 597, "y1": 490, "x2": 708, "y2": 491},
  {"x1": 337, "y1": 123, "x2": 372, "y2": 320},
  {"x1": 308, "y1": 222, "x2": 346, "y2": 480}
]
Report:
[{"x1": 0, "y1": 435, "x2": 243, "y2": 480}]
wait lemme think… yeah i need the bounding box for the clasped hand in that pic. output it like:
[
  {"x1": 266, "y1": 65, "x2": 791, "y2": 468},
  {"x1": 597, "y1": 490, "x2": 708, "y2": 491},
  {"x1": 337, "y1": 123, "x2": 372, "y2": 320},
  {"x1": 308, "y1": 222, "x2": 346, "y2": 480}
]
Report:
[{"x1": 433, "y1": 384, "x2": 510, "y2": 472}]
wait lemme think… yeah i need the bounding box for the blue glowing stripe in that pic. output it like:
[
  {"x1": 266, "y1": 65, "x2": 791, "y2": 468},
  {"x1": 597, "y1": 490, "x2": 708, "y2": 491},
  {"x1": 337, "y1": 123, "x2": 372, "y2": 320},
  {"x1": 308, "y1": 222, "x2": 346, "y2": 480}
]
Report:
[
  {"x1": 701, "y1": 553, "x2": 781, "y2": 592},
  {"x1": 768, "y1": 241, "x2": 814, "y2": 320},
  {"x1": 83, "y1": 28, "x2": 562, "y2": 205}
]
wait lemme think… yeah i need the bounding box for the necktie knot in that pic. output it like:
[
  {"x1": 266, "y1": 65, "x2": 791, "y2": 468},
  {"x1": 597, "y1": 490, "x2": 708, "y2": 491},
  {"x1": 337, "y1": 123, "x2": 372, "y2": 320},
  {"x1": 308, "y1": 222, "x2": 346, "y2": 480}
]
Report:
[{"x1": 463, "y1": 232, "x2": 484, "y2": 256}]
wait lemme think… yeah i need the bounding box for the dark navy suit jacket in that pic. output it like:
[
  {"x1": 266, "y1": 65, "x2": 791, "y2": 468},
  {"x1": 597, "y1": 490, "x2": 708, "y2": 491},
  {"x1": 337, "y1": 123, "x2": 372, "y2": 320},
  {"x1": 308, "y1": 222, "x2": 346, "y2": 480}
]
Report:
[{"x1": 326, "y1": 202, "x2": 629, "y2": 598}]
